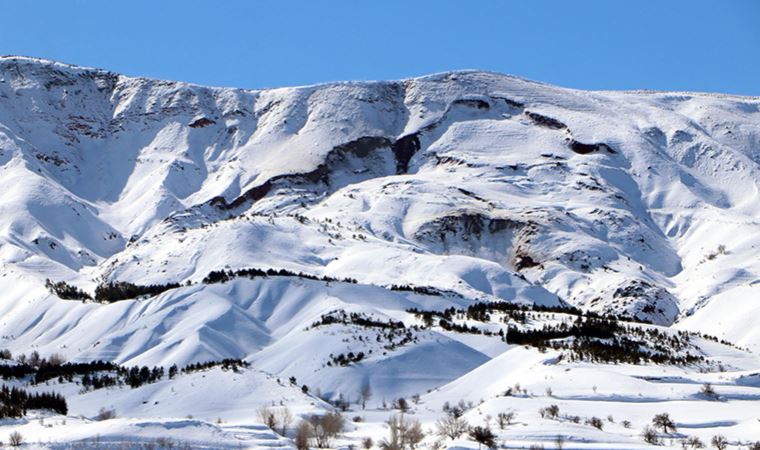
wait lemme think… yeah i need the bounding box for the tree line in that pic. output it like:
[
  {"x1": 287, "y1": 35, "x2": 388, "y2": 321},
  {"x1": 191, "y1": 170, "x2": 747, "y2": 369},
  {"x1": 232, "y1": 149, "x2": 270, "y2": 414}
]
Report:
[
  {"x1": 0, "y1": 385, "x2": 67, "y2": 418},
  {"x1": 46, "y1": 279, "x2": 181, "y2": 303},
  {"x1": 203, "y1": 267, "x2": 357, "y2": 285}
]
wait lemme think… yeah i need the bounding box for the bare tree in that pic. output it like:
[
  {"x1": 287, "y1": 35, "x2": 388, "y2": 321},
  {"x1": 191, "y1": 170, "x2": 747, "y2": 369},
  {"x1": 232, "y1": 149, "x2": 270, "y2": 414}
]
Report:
[
  {"x1": 497, "y1": 411, "x2": 515, "y2": 429},
  {"x1": 404, "y1": 417, "x2": 425, "y2": 449},
  {"x1": 258, "y1": 406, "x2": 277, "y2": 430},
  {"x1": 539, "y1": 405, "x2": 560, "y2": 419},
  {"x1": 380, "y1": 415, "x2": 403, "y2": 450},
  {"x1": 652, "y1": 413, "x2": 677, "y2": 434},
  {"x1": 393, "y1": 397, "x2": 410, "y2": 413},
  {"x1": 436, "y1": 414, "x2": 470, "y2": 440},
  {"x1": 711, "y1": 435, "x2": 728, "y2": 450},
  {"x1": 275, "y1": 407, "x2": 293, "y2": 436},
  {"x1": 684, "y1": 436, "x2": 705, "y2": 449},
  {"x1": 361, "y1": 383, "x2": 373, "y2": 410},
  {"x1": 469, "y1": 426, "x2": 496, "y2": 450},
  {"x1": 380, "y1": 414, "x2": 425, "y2": 450},
  {"x1": 47, "y1": 352, "x2": 67, "y2": 366},
  {"x1": 309, "y1": 412, "x2": 345, "y2": 448},
  {"x1": 29, "y1": 350, "x2": 41, "y2": 367},
  {"x1": 294, "y1": 421, "x2": 311, "y2": 450}
]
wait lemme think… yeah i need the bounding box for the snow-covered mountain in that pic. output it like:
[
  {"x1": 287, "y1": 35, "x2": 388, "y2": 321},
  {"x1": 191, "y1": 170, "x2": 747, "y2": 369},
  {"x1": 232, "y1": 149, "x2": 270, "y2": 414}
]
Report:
[{"x1": 0, "y1": 56, "x2": 759, "y2": 448}]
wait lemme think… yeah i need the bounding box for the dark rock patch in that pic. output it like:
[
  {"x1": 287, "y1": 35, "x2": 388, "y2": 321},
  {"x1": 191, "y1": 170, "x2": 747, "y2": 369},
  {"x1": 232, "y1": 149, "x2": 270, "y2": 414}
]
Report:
[
  {"x1": 189, "y1": 117, "x2": 216, "y2": 128},
  {"x1": 392, "y1": 133, "x2": 421, "y2": 174},
  {"x1": 514, "y1": 254, "x2": 540, "y2": 271},
  {"x1": 492, "y1": 96, "x2": 525, "y2": 109},
  {"x1": 568, "y1": 139, "x2": 616, "y2": 155},
  {"x1": 525, "y1": 111, "x2": 567, "y2": 130},
  {"x1": 334, "y1": 136, "x2": 391, "y2": 157},
  {"x1": 452, "y1": 98, "x2": 490, "y2": 109}
]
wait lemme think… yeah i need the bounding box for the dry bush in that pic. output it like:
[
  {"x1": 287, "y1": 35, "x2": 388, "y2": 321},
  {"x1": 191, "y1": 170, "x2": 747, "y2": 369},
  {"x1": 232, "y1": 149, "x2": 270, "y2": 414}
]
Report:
[
  {"x1": 641, "y1": 426, "x2": 659, "y2": 445},
  {"x1": 294, "y1": 421, "x2": 311, "y2": 450},
  {"x1": 683, "y1": 436, "x2": 705, "y2": 449},
  {"x1": 586, "y1": 416, "x2": 603, "y2": 430},
  {"x1": 9, "y1": 431, "x2": 23, "y2": 447},
  {"x1": 380, "y1": 414, "x2": 425, "y2": 450},
  {"x1": 497, "y1": 411, "x2": 515, "y2": 429},
  {"x1": 308, "y1": 412, "x2": 344, "y2": 448},
  {"x1": 47, "y1": 352, "x2": 67, "y2": 366},
  {"x1": 436, "y1": 414, "x2": 469, "y2": 440},
  {"x1": 97, "y1": 407, "x2": 116, "y2": 421},
  {"x1": 711, "y1": 435, "x2": 728, "y2": 450}
]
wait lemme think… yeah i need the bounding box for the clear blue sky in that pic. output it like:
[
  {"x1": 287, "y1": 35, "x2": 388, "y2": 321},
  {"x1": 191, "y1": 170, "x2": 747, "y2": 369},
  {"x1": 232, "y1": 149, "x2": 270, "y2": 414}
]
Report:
[{"x1": 1, "y1": 0, "x2": 758, "y2": 95}]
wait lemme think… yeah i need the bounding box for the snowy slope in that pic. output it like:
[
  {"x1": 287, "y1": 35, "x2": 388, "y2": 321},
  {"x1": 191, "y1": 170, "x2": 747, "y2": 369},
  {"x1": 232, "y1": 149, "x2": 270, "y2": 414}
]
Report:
[{"x1": 0, "y1": 56, "x2": 759, "y2": 447}]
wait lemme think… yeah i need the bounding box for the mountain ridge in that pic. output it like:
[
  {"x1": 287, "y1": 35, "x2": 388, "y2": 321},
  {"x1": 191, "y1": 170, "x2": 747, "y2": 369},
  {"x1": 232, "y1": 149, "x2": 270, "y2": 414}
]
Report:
[
  {"x1": 1, "y1": 56, "x2": 759, "y2": 354},
  {"x1": 1, "y1": 56, "x2": 760, "y2": 449}
]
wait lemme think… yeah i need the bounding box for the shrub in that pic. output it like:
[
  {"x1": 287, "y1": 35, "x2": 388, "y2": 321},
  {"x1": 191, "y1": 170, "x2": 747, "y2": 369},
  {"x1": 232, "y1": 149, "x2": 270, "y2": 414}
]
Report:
[
  {"x1": 8, "y1": 431, "x2": 23, "y2": 446},
  {"x1": 586, "y1": 416, "x2": 603, "y2": 430},
  {"x1": 97, "y1": 407, "x2": 116, "y2": 421},
  {"x1": 700, "y1": 383, "x2": 717, "y2": 399},
  {"x1": 393, "y1": 397, "x2": 410, "y2": 413},
  {"x1": 641, "y1": 426, "x2": 659, "y2": 445},
  {"x1": 497, "y1": 411, "x2": 515, "y2": 429},
  {"x1": 155, "y1": 437, "x2": 175, "y2": 448},
  {"x1": 684, "y1": 436, "x2": 705, "y2": 448},
  {"x1": 468, "y1": 426, "x2": 496, "y2": 450},
  {"x1": 362, "y1": 437, "x2": 374, "y2": 449},
  {"x1": 539, "y1": 404, "x2": 559, "y2": 419}
]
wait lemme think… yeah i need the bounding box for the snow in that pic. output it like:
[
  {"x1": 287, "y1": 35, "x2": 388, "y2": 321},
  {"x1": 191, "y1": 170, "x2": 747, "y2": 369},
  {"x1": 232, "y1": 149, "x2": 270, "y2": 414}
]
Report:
[{"x1": 0, "y1": 56, "x2": 759, "y2": 447}]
